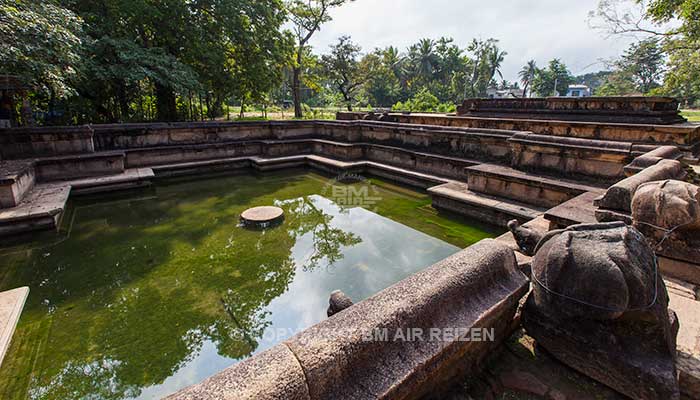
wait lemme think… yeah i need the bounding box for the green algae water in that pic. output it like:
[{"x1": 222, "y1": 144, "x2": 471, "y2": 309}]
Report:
[{"x1": 0, "y1": 170, "x2": 502, "y2": 400}]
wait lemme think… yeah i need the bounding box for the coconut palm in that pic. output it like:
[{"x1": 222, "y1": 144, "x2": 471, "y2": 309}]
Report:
[
  {"x1": 487, "y1": 46, "x2": 507, "y2": 84},
  {"x1": 519, "y1": 60, "x2": 538, "y2": 98},
  {"x1": 408, "y1": 38, "x2": 437, "y2": 82}
]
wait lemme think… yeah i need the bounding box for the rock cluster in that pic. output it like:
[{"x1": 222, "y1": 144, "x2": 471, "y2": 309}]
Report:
[{"x1": 522, "y1": 222, "x2": 680, "y2": 400}]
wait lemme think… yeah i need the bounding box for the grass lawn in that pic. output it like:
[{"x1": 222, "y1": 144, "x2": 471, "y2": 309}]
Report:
[{"x1": 682, "y1": 109, "x2": 700, "y2": 122}]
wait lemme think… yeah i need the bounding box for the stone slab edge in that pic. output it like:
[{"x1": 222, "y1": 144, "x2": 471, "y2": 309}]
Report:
[
  {"x1": 167, "y1": 240, "x2": 528, "y2": 400},
  {"x1": 0, "y1": 287, "x2": 29, "y2": 368}
]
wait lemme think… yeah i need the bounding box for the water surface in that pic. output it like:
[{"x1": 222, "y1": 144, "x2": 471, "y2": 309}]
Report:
[{"x1": 0, "y1": 171, "x2": 501, "y2": 399}]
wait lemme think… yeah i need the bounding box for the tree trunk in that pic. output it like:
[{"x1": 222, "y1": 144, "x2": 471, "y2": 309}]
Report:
[
  {"x1": 118, "y1": 84, "x2": 130, "y2": 122},
  {"x1": 155, "y1": 83, "x2": 178, "y2": 122},
  {"x1": 293, "y1": 47, "x2": 303, "y2": 118}
]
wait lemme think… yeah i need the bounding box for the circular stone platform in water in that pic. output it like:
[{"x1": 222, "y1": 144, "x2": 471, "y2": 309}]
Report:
[{"x1": 240, "y1": 206, "x2": 285, "y2": 227}]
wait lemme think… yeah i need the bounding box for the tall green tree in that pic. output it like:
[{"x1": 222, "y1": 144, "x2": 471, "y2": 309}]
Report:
[
  {"x1": 359, "y1": 50, "x2": 400, "y2": 107},
  {"x1": 321, "y1": 36, "x2": 365, "y2": 111},
  {"x1": 619, "y1": 38, "x2": 665, "y2": 93},
  {"x1": 531, "y1": 59, "x2": 574, "y2": 97},
  {"x1": 62, "y1": 0, "x2": 290, "y2": 123},
  {"x1": 0, "y1": 1, "x2": 83, "y2": 100},
  {"x1": 287, "y1": 0, "x2": 352, "y2": 118}
]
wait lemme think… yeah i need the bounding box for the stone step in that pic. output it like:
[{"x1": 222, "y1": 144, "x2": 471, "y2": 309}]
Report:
[
  {"x1": 0, "y1": 168, "x2": 154, "y2": 236},
  {"x1": 148, "y1": 154, "x2": 453, "y2": 190},
  {"x1": 148, "y1": 156, "x2": 253, "y2": 177},
  {"x1": 34, "y1": 151, "x2": 126, "y2": 182},
  {"x1": 508, "y1": 133, "x2": 633, "y2": 182},
  {"x1": 0, "y1": 184, "x2": 70, "y2": 236},
  {"x1": 0, "y1": 287, "x2": 29, "y2": 367},
  {"x1": 125, "y1": 138, "x2": 483, "y2": 181},
  {"x1": 544, "y1": 191, "x2": 602, "y2": 230},
  {"x1": 429, "y1": 181, "x2": 546, "y2": 228},
  {"x1": 0, "y1": 160, "x2": 35, "y2": 209},
  {"x1": 68, "y1": 168, "x2": 154, "y2": 195},
  {"x1": 466, "y1": 163, "x2": 606, "y2": 209}
]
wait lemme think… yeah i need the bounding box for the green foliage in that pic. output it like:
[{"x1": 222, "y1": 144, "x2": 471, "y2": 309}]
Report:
[
  {"x1": 286, "y1": 0, "x2": 353, "y2": 117},
  {"x1": 0, "y1": 0, "x2": 83, "y2": 97},
  {"x1": 531, "y1": 59, "x2": 574, "y2": 97},
  {"x1": 391, "y1": 88, "x2": 454, "y2": 112},
  {"x1": 321, "y1": 36, "x2": 365, "y2": 111},
  {"x1": 656, "y1": 39, "x2": 700, "y2": 106}
]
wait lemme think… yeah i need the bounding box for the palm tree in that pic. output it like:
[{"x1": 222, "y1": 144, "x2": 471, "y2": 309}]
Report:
[
  {"x1": 519, "y1": 60, "x2": 537, "y2": 98},
  {"x1": 413, "y1": 38, "x2": 437, "y2": 82},
  {"x1": 487, "y1": 46, "x2": 507, "y2": 84},
  {"x1": 383, "y1": 46, "x2": 404, "y2": 77}
]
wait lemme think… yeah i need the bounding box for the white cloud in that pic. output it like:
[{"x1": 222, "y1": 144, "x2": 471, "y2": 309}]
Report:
[{"x1": 306, "y1": 0, "x2": 637, "y2": 81}]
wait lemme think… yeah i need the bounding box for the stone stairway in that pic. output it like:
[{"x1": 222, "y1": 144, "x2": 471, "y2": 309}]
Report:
[
  {"x1": 0, "y1": 152, "x2": 154, "y2": 236},
  {"x1": 466, "y1": 163, "x2": 606, "y2": 209}
]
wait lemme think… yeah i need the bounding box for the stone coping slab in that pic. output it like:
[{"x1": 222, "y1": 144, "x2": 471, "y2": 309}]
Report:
[
  {"x1": 0, "y1": 287, "x2": 29, "y2": 368},
  {"x1": 0, "y1": 184, "x2": 70, "y2": 224},
  {"x1": 168, "y1": 240, "x2": 529, "y2": 400},
  {"x1": 0, "y1": 160, "x2": 34, "y2": 185}
]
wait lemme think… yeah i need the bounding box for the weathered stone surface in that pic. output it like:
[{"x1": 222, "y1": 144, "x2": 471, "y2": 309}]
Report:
[
  {"x1": 508, "y1": 133, "x2": 632, "y2": 181},
  {"x1": 240, "y1": 206, "x2": 284, "y2": 227},
  {"x1": 507, "y1": 219, "x2": 544, "y2": 256},
  {"x1": 523, "y1": 222, "x2": 680, "y2": 400},
  {"x1": 544, "y1": 191, "x2": 601, "y2": 230},
  {"x1": 170, "y1": 240, "x2": 527, "y2": 400},
  {"x1": 596, "y1": 159, "x2": 686, "y2": 213},
  {"x1": 466, "y1": 163, "x2": 603, "y2": 209},
  {"x1": 429, "y1": 182, "x2": 545, "y2": 228},
  {"x1": 166, "y1": 344, "x2": 311, "y2": 400},
  {"x1": 0, "y1": 287, "x2": 29, "y2": 367},
  {"x1": 0, "y1": 160, "x2": 35, "y2": 208},
  {"x1": 632, "y1": 179, "x2": 700, "y2": 265},
  {"x1": 456, "y1": 97, "x2": 686, "y2": 124},
  {"x1": 284, "y1": 239, "x2": 528, "y2": 400},
  {"x1": 327, "y1": 290, "x2": 353, "y2": 317},
  {"x1": 624, "y1": 145, "x2": 683, "y2": 176}
]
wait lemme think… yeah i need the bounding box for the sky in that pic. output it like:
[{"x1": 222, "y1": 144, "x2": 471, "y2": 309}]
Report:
[{"x1": 306, "y1": 0, "x2": 640, "y2": 82}]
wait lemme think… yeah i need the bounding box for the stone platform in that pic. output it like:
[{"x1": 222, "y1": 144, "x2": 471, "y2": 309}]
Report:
[
  {"x1": 456, "y1": 96, "x2": 687, "y2": 124},
  {"x1": 0, "y1": 287, "x2": 29, "y2": 367}
]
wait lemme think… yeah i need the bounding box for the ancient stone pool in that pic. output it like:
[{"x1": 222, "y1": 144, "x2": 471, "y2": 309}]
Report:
[{"x1": 0, "y1": 170, "x2": 500, "y2": 399}]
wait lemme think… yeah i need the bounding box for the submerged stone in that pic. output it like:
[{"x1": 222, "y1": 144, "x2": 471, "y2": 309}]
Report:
[{"x1": 240, "y1": 206, "x2": 285, "y2": 227}]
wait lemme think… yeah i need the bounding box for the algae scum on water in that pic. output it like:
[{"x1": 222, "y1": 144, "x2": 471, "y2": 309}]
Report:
[{"x1": 0, "y1": 171, "x2": 501, "y2": 400}]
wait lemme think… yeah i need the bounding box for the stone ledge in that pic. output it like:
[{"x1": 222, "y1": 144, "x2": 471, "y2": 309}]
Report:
[
  {"x1": 168, "y1": 240, "x2": 528, "y2": 400},
  {"x1": 0, "y1": 160, "x2": 35, "y2": 209},
  {"x1": 429, "y1": 182, "x2": 545, "y2": 227},
  {"x1": 0, "y1": 287, "x2": 29, "y2": 368},
  {"x1": 69, "y1": 168, "x2": 154, "y2": 195},
  {"x1": 545, "y1": 191, "x2": 602, "y2": 229},
  {"x1": 466, "y1": 163, "x2": 605, "y2": 209}
]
